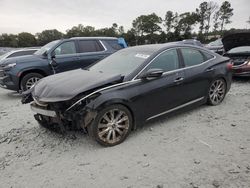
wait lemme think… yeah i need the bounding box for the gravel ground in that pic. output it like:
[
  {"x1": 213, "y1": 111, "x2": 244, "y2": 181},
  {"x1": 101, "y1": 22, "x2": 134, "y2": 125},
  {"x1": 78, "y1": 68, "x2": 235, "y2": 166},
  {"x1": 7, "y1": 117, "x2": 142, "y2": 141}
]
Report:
[{"x1": 0, "y1": 78, "x2": 250, "y2": 188}]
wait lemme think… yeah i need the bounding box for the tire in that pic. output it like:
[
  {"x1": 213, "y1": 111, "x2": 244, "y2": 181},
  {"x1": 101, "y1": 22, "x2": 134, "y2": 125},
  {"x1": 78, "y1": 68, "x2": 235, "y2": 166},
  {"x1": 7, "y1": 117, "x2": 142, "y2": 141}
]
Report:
[
  {"x1": 207, "y1": 78, "x2": 226, "y2": 106},
  {"x1": 20, "y1": 73, "x2": 43, "y2": 91},
  {"x1": 88, "y1": 104, "x2": 133, "y2": 147}
]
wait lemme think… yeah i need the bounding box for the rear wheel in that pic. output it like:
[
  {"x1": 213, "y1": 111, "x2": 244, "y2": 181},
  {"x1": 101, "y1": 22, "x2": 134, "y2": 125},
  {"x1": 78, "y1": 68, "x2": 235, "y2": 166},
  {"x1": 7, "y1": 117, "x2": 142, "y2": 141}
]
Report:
[
  {"x1": 20, "y1": 73, "x2": 43, "y2": 91},
  {"x1": 88, "y1": 104, "x2": 133, "y2": 146},
  {"x1": 207, "y1": 78, "x2": 226, "y2": 105}
]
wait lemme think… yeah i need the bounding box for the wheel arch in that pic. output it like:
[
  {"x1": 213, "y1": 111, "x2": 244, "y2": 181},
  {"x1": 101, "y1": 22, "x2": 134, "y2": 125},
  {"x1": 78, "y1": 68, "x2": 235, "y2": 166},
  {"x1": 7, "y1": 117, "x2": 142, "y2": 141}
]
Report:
[
  {"x1": 19, "y1": 69, "x2": 48, "y2": 89},
  {"x1": 88, "y1": 98, "x2": 137, "y2": 130}
]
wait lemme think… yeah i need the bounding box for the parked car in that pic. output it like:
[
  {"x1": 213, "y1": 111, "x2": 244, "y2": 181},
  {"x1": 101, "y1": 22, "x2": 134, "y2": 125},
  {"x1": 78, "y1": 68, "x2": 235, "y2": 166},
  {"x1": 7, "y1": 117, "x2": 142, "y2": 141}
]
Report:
[
  {"x1": 222, "y1": 32, "x2": 250, "y2": 77},
  {"x1": 22, "y1": 43, "x2": 232, "y2": 146},
  {"x1": 0, "y1": 48, "x2": 39, "y2": 62},
  {"x1": 181, "y1": 39, "x2": 203, "y2": 47},
  {"x1": 205, "y1": 38, "x2": 224, "y2": 55},
  {"x1": 0, "y1": 37, "x2": 126, "y2": 92}
]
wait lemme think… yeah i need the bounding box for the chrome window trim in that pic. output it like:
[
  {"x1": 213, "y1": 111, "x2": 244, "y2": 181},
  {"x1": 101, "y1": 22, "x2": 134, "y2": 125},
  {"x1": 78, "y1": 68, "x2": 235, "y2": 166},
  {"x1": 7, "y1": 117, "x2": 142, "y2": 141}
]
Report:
[
  {"x1": 99, "y1": 40, "x2": 108, "y2": 51},
  {"x1": 146, "y1": 97, "x2": 205, "y2": 121},
  {"x1": 132, "y1": 47, "x2": 216, "y2": 80}
]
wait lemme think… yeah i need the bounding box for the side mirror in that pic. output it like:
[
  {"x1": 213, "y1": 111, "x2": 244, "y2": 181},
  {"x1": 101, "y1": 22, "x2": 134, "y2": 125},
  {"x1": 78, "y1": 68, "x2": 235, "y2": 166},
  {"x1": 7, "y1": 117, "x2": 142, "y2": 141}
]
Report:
[{"x1": 139, "y1": 69, "x2": 164, "y2": 80}]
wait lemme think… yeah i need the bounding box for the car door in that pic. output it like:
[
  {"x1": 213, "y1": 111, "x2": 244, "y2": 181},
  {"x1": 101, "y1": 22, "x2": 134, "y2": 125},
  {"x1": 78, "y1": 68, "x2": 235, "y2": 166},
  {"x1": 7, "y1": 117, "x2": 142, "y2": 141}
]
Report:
[
  {"x1": 76, "y1": 40, "x2": 107, "y2": 69},
  {"x1": 51, "y1": 41, "x2": 79, "y2": 73},
  {"x1": 133, "y1": 49, "x2": 186, "y2": 120},
  {"x1": 179, "y1": 47, "x2": 215, "y2": 103}
]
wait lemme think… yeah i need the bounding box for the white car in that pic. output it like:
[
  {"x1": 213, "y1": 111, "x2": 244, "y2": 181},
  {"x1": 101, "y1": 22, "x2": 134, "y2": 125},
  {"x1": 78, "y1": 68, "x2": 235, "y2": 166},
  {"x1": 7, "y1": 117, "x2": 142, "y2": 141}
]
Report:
[{"x1": 0, "y1": 48, "x2": 39, "y2": 62}]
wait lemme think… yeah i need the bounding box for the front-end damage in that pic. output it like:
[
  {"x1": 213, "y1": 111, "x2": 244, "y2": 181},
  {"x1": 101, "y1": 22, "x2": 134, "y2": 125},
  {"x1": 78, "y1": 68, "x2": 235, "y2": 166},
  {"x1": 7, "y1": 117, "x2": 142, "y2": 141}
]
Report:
[
  {"x1": 21, "y1": 69, "x2": 125, "y2": 132},
  {"x1": 23, "y1": 93, "x2": 99, "y2": 132}
]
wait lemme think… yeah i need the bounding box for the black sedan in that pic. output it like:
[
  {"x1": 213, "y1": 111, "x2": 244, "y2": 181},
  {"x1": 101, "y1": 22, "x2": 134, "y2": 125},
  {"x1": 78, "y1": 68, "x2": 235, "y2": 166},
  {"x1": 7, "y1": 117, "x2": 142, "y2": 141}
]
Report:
[{"x1": 22, "y1": 43, "x2": 232, "y2": 146}]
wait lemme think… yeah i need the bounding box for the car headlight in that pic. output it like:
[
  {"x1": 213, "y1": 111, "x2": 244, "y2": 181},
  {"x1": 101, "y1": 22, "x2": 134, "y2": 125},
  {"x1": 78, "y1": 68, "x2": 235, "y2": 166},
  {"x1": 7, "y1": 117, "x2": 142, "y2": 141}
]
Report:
[{"x1": 4, "y1": 63, "x2": 16, "y2": 69}]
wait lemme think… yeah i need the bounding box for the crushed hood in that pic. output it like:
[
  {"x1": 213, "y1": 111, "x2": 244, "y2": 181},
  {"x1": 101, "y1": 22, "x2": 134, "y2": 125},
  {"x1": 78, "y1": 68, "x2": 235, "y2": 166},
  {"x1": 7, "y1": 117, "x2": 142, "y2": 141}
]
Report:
[
  {"x1": 222, "y1": 32, "x2": 250, "y2": 52},
  {"x1": 32, "y1": 69, "x2": 122, "y2": 102}
]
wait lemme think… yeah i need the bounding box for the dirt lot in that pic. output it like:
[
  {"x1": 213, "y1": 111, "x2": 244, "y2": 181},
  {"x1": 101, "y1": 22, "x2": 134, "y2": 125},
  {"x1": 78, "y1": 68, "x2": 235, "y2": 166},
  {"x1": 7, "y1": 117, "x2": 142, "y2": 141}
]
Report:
[{"x1": 0, "y1": 78, "x2": 250, "y2": 188}]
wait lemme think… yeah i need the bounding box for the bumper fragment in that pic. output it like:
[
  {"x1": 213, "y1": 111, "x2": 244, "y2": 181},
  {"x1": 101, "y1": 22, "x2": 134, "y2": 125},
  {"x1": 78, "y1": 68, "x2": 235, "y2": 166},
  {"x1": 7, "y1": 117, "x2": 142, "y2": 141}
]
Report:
[{"x1": 30, "y1": 102, "x2": 57, "y2": 117}]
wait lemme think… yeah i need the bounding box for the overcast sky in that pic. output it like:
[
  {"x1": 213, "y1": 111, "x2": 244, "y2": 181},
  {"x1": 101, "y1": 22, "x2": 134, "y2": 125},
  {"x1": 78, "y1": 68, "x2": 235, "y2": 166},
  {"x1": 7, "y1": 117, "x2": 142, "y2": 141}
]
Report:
[{"x1": 0, "y1": 0, "x2": 249, "y2": 34}]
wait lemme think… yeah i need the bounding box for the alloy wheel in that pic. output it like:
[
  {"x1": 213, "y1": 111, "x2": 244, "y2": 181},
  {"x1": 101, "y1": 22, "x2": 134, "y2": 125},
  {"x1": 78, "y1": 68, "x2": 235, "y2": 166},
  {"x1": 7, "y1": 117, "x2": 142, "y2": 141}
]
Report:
[
  {"x1": 97, "y1": 109, "x2": 130, "y2": 144},
  {"x1": 208, "y1": 79, "x2": 226, "y2": 105},
  {"x1": 25, "y1": 77, "x2": 40, "y2": 90}
]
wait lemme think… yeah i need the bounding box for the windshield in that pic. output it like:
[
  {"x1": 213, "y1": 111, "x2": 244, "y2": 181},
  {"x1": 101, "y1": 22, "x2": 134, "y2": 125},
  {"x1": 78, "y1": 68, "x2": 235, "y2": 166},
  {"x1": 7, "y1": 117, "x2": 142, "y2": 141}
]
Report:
[
  {"x1": 208, "y1": 39, "x2": 222, "y2": 46},
  {"x1": 89, "y1": 49, "x2": 154, "y2": 76},
  {"x1": 228, "y1": 46, "x2": 250, "y2": 54},
  {"x1": 34, "y1": 40, "x2": 60, "y2": 55}
]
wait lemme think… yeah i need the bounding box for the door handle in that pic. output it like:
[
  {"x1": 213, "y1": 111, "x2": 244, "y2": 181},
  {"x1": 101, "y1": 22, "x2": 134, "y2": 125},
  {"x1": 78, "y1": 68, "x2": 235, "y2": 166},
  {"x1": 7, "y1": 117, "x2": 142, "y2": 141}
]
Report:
[
  {"x1": 174, "y1": 77, "x2": 184, "y2": 83},
  {"x1": 205, "y1": 68, "x2": 215, "y2": 72}
]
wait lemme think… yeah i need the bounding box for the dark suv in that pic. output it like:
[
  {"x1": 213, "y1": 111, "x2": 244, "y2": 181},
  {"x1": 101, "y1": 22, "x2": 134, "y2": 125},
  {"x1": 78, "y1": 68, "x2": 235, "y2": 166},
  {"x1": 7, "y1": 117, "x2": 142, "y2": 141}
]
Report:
[{"x1": 0, "y1": 37, "x2": 127, "y2": 92}]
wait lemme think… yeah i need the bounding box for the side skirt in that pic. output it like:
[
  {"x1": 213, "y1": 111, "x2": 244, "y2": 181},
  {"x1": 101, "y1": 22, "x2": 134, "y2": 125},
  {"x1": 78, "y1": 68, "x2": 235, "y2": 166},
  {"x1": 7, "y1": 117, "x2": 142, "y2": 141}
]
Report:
[{"x1": 146, "y1": 97, "x2": 205, "y2": 121}]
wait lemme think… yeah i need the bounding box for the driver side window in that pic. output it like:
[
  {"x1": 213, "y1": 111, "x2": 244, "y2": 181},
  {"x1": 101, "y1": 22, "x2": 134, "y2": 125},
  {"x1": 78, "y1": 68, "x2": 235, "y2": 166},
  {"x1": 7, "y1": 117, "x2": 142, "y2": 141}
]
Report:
[
  {"x1": 54, "y1": 41, "x2": 76, "y2": 56},
  {"x1": 145, "y1": 49, "x2": 179, "y2": 72}
]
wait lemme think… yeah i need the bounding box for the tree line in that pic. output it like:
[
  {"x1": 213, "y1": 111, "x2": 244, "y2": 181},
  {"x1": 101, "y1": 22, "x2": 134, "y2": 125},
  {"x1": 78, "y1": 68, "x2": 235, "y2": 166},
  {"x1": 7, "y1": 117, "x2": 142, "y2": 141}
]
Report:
[{"x1": 0, "y1": 1, "x2": 247, "y2": 48}]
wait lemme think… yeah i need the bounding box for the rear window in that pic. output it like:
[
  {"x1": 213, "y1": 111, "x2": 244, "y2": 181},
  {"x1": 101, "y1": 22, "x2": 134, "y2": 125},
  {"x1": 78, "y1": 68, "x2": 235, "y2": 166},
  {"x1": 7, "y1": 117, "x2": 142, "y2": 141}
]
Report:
[
  {"x1": 180, "y1": 48, "x2": 205, "y2": 67},
  {"x1": 202, "y1": 51, "x2": 214, "y2": 61},
  {"x1": 106, "y1": 40, "x2": 123, "y2": 50},
  {"x1": 7, "y1": 50, "x2": 36, "y2": 58},
  {"x1": 78, "y1": 40, "x2": 104, "y2": 53}
]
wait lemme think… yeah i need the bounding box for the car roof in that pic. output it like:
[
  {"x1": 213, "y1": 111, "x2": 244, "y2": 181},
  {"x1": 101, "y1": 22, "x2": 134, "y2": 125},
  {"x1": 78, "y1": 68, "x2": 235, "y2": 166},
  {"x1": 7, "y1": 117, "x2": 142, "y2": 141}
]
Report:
[
  {"x1": 121, "y1": 42, "x2": 206, "y2": 53},
  {"x1": 69, "y1": 37, "x2": 118, "y2": 40},
  {"x1": 10, "y1": 48, "x2": 40, "y2": 53}
]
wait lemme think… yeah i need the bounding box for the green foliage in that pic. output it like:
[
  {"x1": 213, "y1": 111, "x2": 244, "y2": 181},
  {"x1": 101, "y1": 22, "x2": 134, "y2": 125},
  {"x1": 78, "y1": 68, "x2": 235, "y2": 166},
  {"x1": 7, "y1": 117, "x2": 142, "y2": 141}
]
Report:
[
  {"x1": 17, "y1": 32, "x2": 37, "y2": 47},
  {"x1": 217, "y1": 1, "x2": 234, "y2": 31},
  {"x1": 36, "y1": 29, "x2": 64, "y2": 46},
  {"x1": 0, "y1": 34, "x2": 18, "y2": 47},
  {"x1": 132, "y1": 13, "x2": 162, "y2": 36},
  {"x1": 197, "y1": 1, "x2": 208, "y2": 34},
  {"x1": 164, "y1": 11, "x2": 174, "y2": 32},
  {"x1": 0, "y1": 1, "x2": 237, "y2": 47},
  {"x1": 132, "y1": 13, "x2": 162, "y2": 44},
  {"x1": 247, "y1": 17, "x2": 250, "y2": 25}
]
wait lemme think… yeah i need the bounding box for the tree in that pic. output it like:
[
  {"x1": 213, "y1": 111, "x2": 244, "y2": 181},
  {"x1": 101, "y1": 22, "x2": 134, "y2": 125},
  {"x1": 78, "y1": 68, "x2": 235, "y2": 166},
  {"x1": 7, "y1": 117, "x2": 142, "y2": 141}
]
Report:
[
  {"x1": 0, "y1": 34, "x2": 18, "y2": 47},
  {"x1": 205, "y1": 1, "x2": 219, "y2": 34},
  {"x1": 217, "y1": 1, "x2": 234, "y2": 32},
  {"x1": 178, "y1": 12, "x2": 199, "y2": 39},
  {"x1": 247, "y1": 17, "x2": 250, "y2": 25},
  {"x1": 17, "y1": 32, "x2": 36, "y2": 47},
  {"x1": 197, "y1": 2, "x2": 208, "y2": 34},
  {"x1": 118, "y1": 26, "x2": 125, "y2": 35},
  {"x1": 132, "y1": 13, "x2": 162, "y2": 43},
  {"x1": 66, "y1": 24, "x2": 85, "y2": 38},
  {"x1": 213, "y1": 11, "x2": 220, "y2": 32},
  {"x1": 123, "y1": 29, "x2": 137, "y2": 46},
  {"x1": 37, "y1": 29, "x2": 64, "y2": 46},
  {"x1": 164, "y1": 11, "x2": 174, "y2": 32}
]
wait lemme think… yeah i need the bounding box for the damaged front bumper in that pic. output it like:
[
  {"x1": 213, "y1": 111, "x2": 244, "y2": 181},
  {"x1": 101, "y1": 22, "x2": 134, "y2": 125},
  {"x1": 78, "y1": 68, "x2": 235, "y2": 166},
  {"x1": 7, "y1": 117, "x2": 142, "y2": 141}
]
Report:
[
  {"x1": 31, "y1": 102, "x2": 57, "y2": 117},
  {"x1": 29, "y1": 101, "x2": 97, "y2": 132}
]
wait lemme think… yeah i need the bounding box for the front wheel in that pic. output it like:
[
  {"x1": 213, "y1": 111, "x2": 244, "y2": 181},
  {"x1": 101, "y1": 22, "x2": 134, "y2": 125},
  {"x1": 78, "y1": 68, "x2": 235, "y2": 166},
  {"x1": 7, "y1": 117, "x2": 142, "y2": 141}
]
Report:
[
  {"x1": 20, "y1": 73, "x2": 43, "y2": 91},
  {"x1": 88, "y1": 104, "x2": 133, "y2": 147},
  {"x1": 207, "y1": 78, "x2": 226, "y2": 106}
]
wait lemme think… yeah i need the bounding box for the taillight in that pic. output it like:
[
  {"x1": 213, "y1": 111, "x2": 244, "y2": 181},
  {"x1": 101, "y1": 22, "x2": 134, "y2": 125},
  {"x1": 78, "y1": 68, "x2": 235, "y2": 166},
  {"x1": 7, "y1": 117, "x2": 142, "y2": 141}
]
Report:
[{"x1": 227, "y1": 62, "x2": 233, "y2": 70}]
